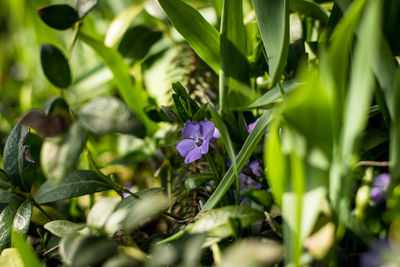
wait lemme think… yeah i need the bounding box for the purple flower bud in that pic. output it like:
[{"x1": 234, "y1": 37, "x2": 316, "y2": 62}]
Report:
[
  {"x1": 247, "y1": 119, "x2": 259, "y2": 133},
  {"x1": 370, "y1": 173, "x2": 390, "y2": 204},
  {"x1": 176, "y1": 120, "x2": 216, "y2": 164}
]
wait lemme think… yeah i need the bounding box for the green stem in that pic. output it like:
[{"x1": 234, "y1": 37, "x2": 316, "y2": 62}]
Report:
[{"x1": 67, "y1": 22, "x2": 82, "y2": 59}]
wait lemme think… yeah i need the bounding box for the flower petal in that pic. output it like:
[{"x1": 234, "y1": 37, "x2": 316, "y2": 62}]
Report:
[
  {"x1": 184, "y1": 148, "x2": 202, "y2": 164},
  {"x1": 249, "y1": 160, "x2": 263, "y2": 176},
  {"x1": 247, "y1": 119, "x2": 259, "y2": 133},
  {"x1": 182, "y1": 120, "x2": 200, "y2": 139},
  {"x1": 199, "y1": 120, "x2": 215, "y2": 139},
  {"x1": 200, "y1": 138, "x2": 210, "y2": 154},
  {"x1": 176, "y1": 139, "x2": 195, "y2": 157}
]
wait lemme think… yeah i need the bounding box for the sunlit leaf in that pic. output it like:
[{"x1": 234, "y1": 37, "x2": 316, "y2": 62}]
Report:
[
  {"x1": 11, "y1": 231, "x2": 42, "y2": 267},
  {"x1": 44, "y1": 220, "x2": 86, "y2": 237},
  {"x1": 75, "y1": 0, "x2": 98, "y2": 19},
  {"x1": 11, "y1": 201, "x2": 32, "y2": 242}
]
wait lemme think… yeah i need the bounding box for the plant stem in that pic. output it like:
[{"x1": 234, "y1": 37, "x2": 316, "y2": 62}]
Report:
[
  {"x1": 205, "y1": 153, "x2": 220, "y2": 180},
  {"x1": 67, "y1": 22, "x2": 82, "y2": 59}
]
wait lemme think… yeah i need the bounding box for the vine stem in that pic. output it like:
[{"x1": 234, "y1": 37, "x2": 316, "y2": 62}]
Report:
[{"x1": 67, "y1": 21, "x2": 82, "y2": 59}]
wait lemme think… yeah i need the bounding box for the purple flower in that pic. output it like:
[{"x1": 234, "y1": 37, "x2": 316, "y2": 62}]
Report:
[
  {"x1": 247, "y1": 119, "x2": 259, "y2": 133},
  {"x1": 370, "y1": 173, "x2": 391, "y2": 204},
  {"x1": 176, "y1": 120, "x2": 216, "y2": 164}
]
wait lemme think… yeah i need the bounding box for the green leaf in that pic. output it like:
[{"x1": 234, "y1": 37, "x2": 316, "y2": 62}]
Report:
[
  {"x1": 0, "y1": 248, "x2": 24, "y2": 267},
  {"x1": 289, "y1": 0, "x2": 329, "y2": 24},
  {"x1": 40, "y1": 122, "x2": 86, "y2": 184},
  {"x1": 11, "y1": 201, "x2": 32, "y2": 242},
  {"x1": 40, "y1": 44, "x2": 72, "y2": 88},
  {"x1": 118, "y1": 26, "x2": 162, "y2": 61},
  {"x1": 78, "y1": 96, "x2": 146, "y2": 137},
  {"x1": 3, "y1": 124, "x2": 36, "y2": 192},
  {"x1": 190, "y1": 206, "x2": 264, "y2": 238},
  {"x1": 60, "y1": 234, "x2": 118, "y2": 266},
  {"x1": 248, "y1": 81, "x2": 300, "y2": 109},
  {"x1": 87, "y1": 197, "x2": 120, "y2": 229},
  {"x1": 252, "y1": 0, "x2": 289, "y2": 86},
  {"x1": 104, "y1": 5, "x2": 143, "y2": 47},
  {"x1": 199, "y1": 111, "x2": 271, "y2": 213},
  {"x1": 37, "y1": 4, "x2": 78, "y2": 30},
  {"x1": 219, "y1": 238, "x2": 283, "y2": 267},
  {"x1": 117, "y1": 187, "x2": 164, "y2": 209},
  {"x1": 158, "y1": 0, "x2": 220, "y2": 72},
  {"x1": 35, "y1": 170, "x2": 113, "y2": 204},
  {"x1": 44, "y1": 220, "x2": 86, "y2": 237},
  {"x1": 75, "y1": 0, "x2": 98, "y2": 19},
  {"x1": 0, "y1": 176, "x2": 16, "y2": 204},
  {"x1": 122, "y1": 194, "x2": 167, "y2": 232},
  {"x1": 390, "y1": 70, "x2": 400, "y2": 186},
  {"x1": 185, "y1": 174, "x2": 213, "y2": 192},
  {"x1": 11, "y1": 231, "x2": 42, "y2": 267},
  {"x1": 79, "y1": 33, "x2": 157, "y2": 134},
  {"x1": 219, "y1": 0, "x2": 251, "y2": 110},
  {"x1": 0, "y1": 199, "x2": 23, "y2": 251}
]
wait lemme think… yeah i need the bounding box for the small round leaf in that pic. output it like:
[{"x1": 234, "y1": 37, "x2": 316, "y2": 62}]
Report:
[
  {"x1": 37, "y1": 4, "x2": 78, "y2": 30},
  {"x1": 40, "y1": 44, "x2": 72, "y2": 88}
]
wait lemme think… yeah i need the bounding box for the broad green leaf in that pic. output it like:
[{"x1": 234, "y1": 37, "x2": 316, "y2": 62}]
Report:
[
  {"x1": 44, "y1": 220, "x2": 86, "y2": 237},
  {"x1": 60, "y1": 234, "x2": 118, "y2": 266},
  {"x1": 289, "y1": 0, "x2": 329, "y2": 24},
  {"x1": 41, "y1": 122, "x2": 86, "y2": 184},
  {"x1": 219, "y1": 238, "x2": 283, "y2": 267},
  {"x1": 35, "y1": 170, "x2": 112, "y2": 204},
  {"x1": 78, "y1": 96, "x2": 146, "y2": 137},
  {"x1": 79, "y1": 33, "x2": 157, "y2": 134},
  {"x1": 87, "y1": 197, "x2": 120, "y2": 229},
  {"x1": 75, "y1": 0, "x2": 98, "y2": 19},
  {"x1": 40, "y1": 44, "x2": 72, "y2": 88},
  {"x1": 199, "y1": 111, "x2": 271, "y2": 213},
  {"x1": 248, "y1": 81, "x2": 300, "y2": 109},
  {"x1": 31, "y1": 205, "x2": 66, "y2": 225},
  {"x1": 11, "y1": 201, "x2": 32, "y2": 241},
  {"x1": 0, "y1": 248, "x2": 24, "y2": 267},
  {"x1": 37, "y1": 4, "x2": 78, "y2": 30},
  {"x1": 104, "y1": 5, "x2": 143, "y2": 47},
  {"x1": 11, "y1": 231, "x2": 42, "y2": 267},
  {"x1": 252, "y1": 0, "x2": 289, "y2": 86},
  {"x1": 3, "y1": 124, "x2": 35, "y2": 192},
  {"x1": 0, "y1": 199, "x2": 22, "y2": 251},
  {"x1": 190, "y1": 206, "x2": 264, "y2": 238},
  {"x1": 158, "y1": 0, "x2": 220, "y2": 72},
  {"x1": 219, "y1": 0, "x2": 250, "y2": 110},
  {"x1": 118, "y1": 26, "x2": 162, "y2": 61}
]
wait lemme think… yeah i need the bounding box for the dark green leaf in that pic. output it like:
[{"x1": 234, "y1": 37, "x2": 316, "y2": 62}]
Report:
[
  {"x1": 40, "y1": 122, "x2": 86, "y2": 184},
  {"x1": 11, "y1": 231, "x2": 42, "y2": 267},
  {"x1": 44, "y1": 220, "x2": 86, "y2": 237},
  {"x1": 43, "y1": 97, "x2": 70, "y2": 116},
  {"x1": 252, "y1": 0, "x2": 289, "y2": 86},
  {"x1": 37, "y1": 4, "x2": 78, "y2": 30},
  {"x1": 78, "y1": 96, "x2": 146, "y2": 137},
  {"x1": 158, "y1": 0, "x2": 220, "y2": 72},
  {"x1": 3, "y1": 124, "x2": 36, "y2": 192},
  {"x1": 35, "y1": 170, "x2": 112, "y2": 204},
  {"x1": 40, "y1": 44, "x2": 72, "y2": 88},
  {"x1": 0, "y1": 178, "x2": 15, "y2": 204},
  {"x1": 118, "y1": 26, "x2": 162, "y2": 61},
  {"x1": 75, "y1": 0, "x2": 98, "y2": 19},
  {"x1": 0, "y1": 199, "x2": 22, "y2": 251},
  {"x1": 289, "y1": 0, "x2": 329, "y2": 24}
]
